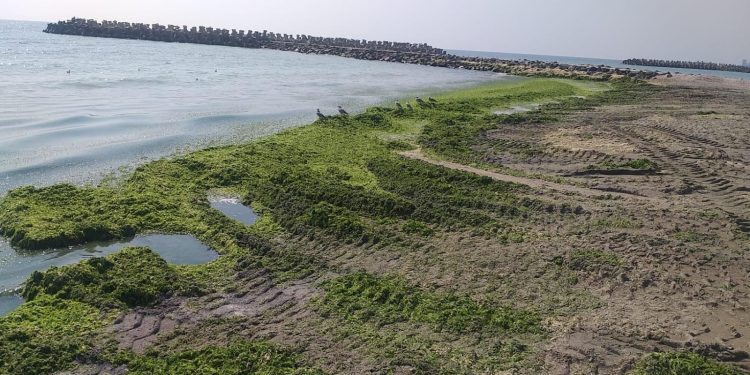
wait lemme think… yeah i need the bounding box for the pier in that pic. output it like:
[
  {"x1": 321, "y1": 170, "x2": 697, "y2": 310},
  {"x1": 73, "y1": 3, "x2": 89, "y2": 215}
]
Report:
[{"x1": 45, "y1": 18, "x2": 660, "y2": 80}]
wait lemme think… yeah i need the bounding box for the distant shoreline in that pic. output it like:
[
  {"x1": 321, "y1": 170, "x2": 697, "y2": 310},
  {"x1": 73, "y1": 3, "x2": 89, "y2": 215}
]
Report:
[
  {"x1": 623, "y1": 58, "x2": 750, "y2": 74},
  {"x1": 450, "y1": 50, "x2": 749, "y2": 81}
]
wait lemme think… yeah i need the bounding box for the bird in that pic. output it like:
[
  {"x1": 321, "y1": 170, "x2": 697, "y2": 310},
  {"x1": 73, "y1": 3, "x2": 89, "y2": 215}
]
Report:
[
  {"x1": 316, "y1": 108, "x2": 327, "y2": 120},
  {"x1": 406, "y1": 103, "x2": 414, "y2": 111},
  {"x1": 337, "y1": 106, "x2": 349, "y2": 116},
  {"x1": 415, "y1": 97, "x2": 429, "y2": 108},
  {"x1": 66, "y1": 69, "x2": 71, "y2": 74},
  {"x1": 395, "y1": 101, "x2": 404, "y2": 112},
  {"x1": 428, "y1": 97, "x2": 437, "y2": 103}
]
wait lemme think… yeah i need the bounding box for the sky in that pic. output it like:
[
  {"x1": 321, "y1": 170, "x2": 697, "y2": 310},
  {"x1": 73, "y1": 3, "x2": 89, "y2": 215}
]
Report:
[{"x1": 3, "y1": 0, "x2": 749, "y2": 64}]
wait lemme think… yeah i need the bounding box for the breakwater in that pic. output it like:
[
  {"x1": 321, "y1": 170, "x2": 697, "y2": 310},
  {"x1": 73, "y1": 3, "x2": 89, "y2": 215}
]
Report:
[
  {"x1": 44, "y1": 18, "x2": 660, "y2": 80},
  {"x1": 623, "y1": 58, "x2": 750, "y2": 74}
]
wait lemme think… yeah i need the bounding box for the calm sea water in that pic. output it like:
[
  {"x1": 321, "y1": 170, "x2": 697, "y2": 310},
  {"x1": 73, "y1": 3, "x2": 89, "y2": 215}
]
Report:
[
  {"x1": 0, "y1": 20, "x2": 506, "y2": 307},
  {"x1": 452, "y1": 50, "x2": 750, "y2": 80}
]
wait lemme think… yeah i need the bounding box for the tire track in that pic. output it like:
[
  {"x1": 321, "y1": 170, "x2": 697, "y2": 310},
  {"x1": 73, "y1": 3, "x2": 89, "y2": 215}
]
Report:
[
  {"x1": 617, "y1": 121, "x2": 749, "y2": 233},
  {"x1": 110, "y1": 270, "x2": 321, "y2": 354},
  {"x1": 399, "y1": 148, "x2": 652, "y2": 200}
]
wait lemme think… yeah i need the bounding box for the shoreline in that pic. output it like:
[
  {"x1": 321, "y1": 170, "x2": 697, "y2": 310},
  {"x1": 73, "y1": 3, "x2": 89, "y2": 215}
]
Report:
[
  {"x1": 0, "y1": 77, "x2": 511, "y2": 306},
  {"x1": 1, "y1": 20, "x2": 503, "y2": 197},
  {"x1": 1, "y1": 77, "x2": 747, "y2": 373}
]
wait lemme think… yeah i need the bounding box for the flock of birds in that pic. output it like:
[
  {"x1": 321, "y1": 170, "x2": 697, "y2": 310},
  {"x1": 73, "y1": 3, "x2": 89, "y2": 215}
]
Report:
[{"x1": 316, "y1": 96, "x2": 438, "y2": 120}]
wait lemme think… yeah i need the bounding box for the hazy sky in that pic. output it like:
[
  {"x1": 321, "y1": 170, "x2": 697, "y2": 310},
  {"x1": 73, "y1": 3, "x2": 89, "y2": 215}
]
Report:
[{"x1": 3, "y1": 0, "x2": 749, "y2": 63}]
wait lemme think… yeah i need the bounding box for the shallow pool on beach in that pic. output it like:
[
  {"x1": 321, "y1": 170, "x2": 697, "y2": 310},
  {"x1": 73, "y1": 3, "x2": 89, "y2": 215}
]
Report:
[
  {"x1": 0, "y1": 234, "x2": 219, "y2": 316},
  {"x1": 209, "y1": 196, "x2": 259, "y2": 226}
]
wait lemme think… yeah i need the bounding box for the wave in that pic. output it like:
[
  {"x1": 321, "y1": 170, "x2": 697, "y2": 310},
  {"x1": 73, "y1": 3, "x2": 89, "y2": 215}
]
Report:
[
  {"x1": 7, "y1": 114, "x2": 96, "y2": 128},
  {"x1": 59, "y1": 76, "x2": 170, "y2": 89},
  {"x1": 181, "y1": 110, "x2": 306, "y2": 128},
  {"x1": 0, "y1": 115, "x2": 117, "y2": 144}
]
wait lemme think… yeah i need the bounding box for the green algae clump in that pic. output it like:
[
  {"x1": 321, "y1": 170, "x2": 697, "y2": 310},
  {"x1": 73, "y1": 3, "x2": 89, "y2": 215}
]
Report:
[{"x1": 23, "y1": 247, "x2": 199, "y2": 309}]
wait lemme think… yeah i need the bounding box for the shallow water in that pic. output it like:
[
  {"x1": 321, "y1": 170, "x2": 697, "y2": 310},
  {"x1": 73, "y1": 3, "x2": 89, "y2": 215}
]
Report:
[
  {"x1": 0, "y1": 294, "x2": 23, "y2": 316},
  {"x1": 0, "y1": 20, "x2": 502, "y2": 195},
  {"x1": 0, "y1": 234, "x2": 218, "y2": 315},
  {"x1": 209, "y1": 197, "x2": 259, "y2": 226},
  {"x1": 108, "y1": 234, "x2": 219, "y2": 265}
]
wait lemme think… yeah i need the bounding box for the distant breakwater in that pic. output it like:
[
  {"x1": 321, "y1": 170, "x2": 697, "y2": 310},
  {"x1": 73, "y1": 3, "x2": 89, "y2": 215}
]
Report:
[
  {"x1": 45, "y1": 18, "x2": 660, "y2": 80},
  {"x1": 623, "y1": 58, "x2": 750, "y2": 74}
]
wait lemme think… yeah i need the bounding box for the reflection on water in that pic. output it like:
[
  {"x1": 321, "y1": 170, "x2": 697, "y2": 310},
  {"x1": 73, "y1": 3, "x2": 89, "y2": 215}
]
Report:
[
  {"x1": 0, "y1": 234, "x2": 218, "y2": 316},
  {"x1": 209, "y1": 196, "x2": 259, "y2": 226}
]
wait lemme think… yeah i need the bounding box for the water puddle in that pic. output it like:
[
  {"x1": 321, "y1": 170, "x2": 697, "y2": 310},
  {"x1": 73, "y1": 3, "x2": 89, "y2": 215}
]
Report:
[
  {"x1": 97, "y1": 234, "x2": 219, "y2": 265},
  {"x1": 209, "y1": 196, "x2": 259, "y2": 226},
  {"x1": 0, "y1": 234, "x2": 218, "y2": 316}
]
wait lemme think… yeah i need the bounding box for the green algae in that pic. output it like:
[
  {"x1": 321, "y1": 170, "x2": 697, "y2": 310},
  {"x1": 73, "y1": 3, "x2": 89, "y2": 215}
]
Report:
[
  {"x1": 0, "y1": 78, "x2": 614, "y2": 372},
  {"x1": 416, "y1": 79, "x2": 658, "y2": 166},
  {"x1": 22, "y1": 247, "x2": 202, "y2": 309},
  {"x1": 316, "y1": 273, "x2": 544, "y2": 373},
  {"x1": 0, "y1": 296, "x2": 106, "y2": 375},
  {"x1": 318, "y1": 272, "x2": 543, "y2": 335},
  {"x1": 114, "y1": 342, "x2": 324, "y2": 375},
  {"x1": 0, "y1": 78, "x2": 601, "y2": 253},
  {"x1": 632, "y1": 352, "x2": 743, "y2": 375}
]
